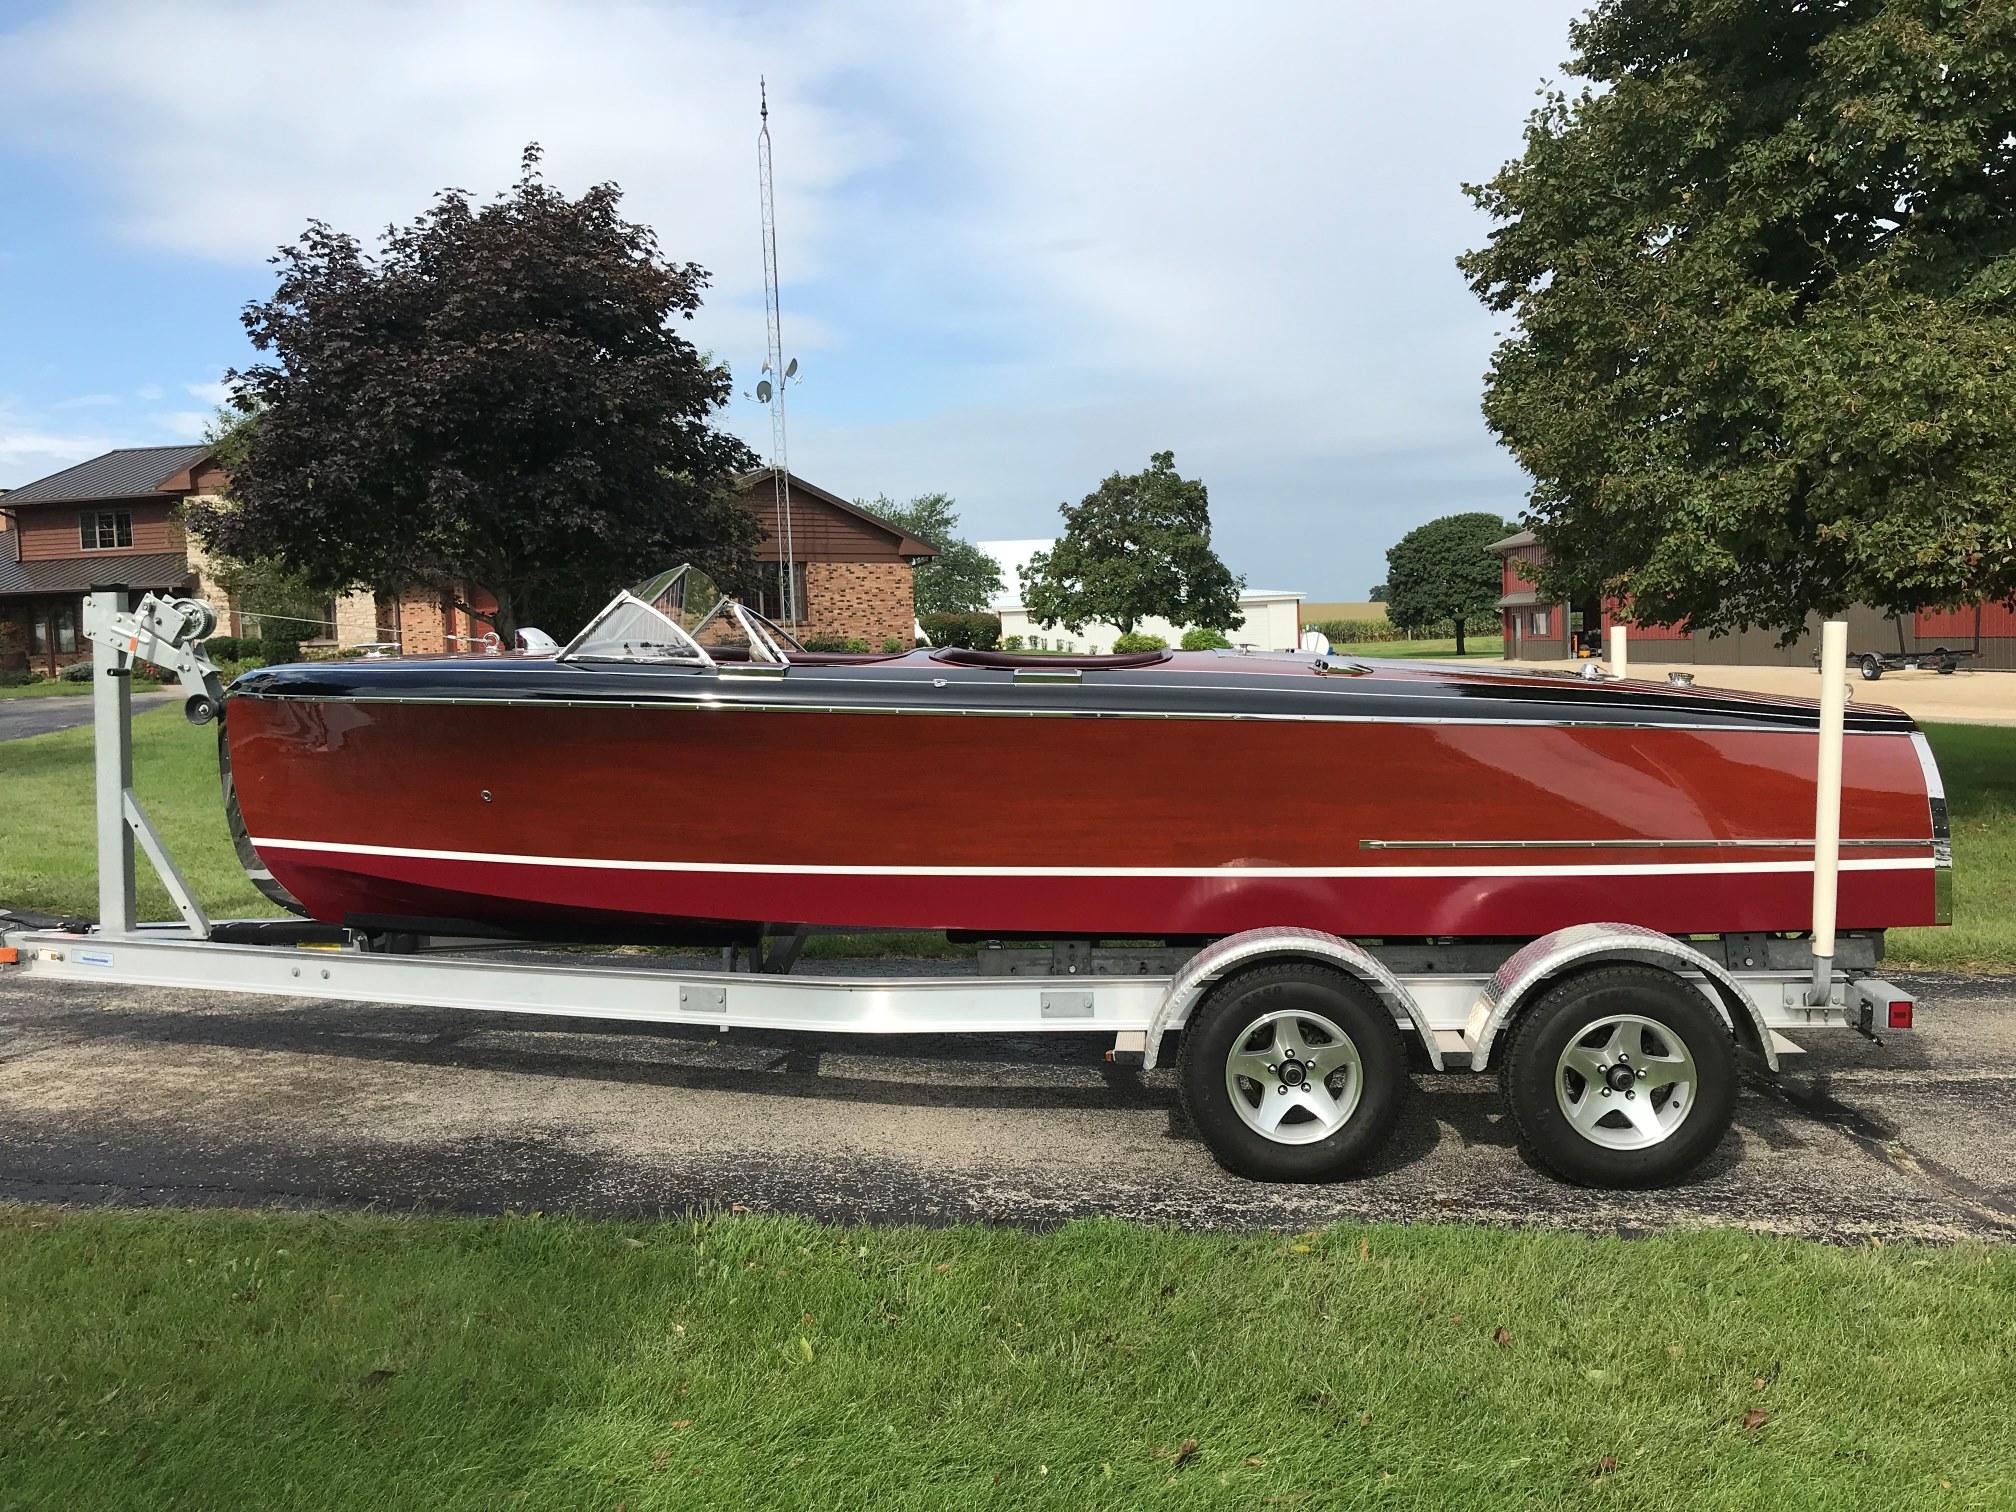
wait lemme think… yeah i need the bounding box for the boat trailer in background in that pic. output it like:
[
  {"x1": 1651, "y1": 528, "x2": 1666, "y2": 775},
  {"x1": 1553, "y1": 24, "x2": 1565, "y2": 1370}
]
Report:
[
  {"x1": 0, "y1": 589, "x2": 1920, "y2": 1189},
  {"x1": 1823, "y1": 604, "x2": 1985, "y2": 680}
]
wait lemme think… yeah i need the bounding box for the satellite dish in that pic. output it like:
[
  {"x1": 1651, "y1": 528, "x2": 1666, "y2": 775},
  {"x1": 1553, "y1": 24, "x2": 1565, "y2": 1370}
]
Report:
[
  {"x1": 784, "y1": 357, "x2": 799, "y2": 379},
  {"x1": 756, "y1": 379, "x2": 773, "y2": 403}
]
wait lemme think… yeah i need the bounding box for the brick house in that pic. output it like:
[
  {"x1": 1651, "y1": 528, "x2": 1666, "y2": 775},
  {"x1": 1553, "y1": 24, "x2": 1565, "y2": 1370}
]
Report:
[
  {"x1": 0, "y1": 446, "x2": 228, "y2": 677},
  {"x1": 733, "y1": 469, "x2": 936, "y2": 647},
  {"x1": 1491, "y1": 529, "x2": 2016, "y2": 669},
  {"x1": 2, "y1": 449, "x2": 932, "y2": 670}
]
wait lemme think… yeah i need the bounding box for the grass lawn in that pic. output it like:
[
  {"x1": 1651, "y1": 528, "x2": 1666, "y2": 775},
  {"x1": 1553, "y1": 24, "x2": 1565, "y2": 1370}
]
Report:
[
  {"x1": 1, "y1": 708, "x2": 2009, "y2": 970},
  {"x1": 1330, "y1": 636, "x2": 1503, "y2": 660},
  {"x1": 0, "y1": 677, "x2": 162, "y2": 698},
  {"x1": 2, "y1": 1206, "x2": 2011, "y2": 1509}
]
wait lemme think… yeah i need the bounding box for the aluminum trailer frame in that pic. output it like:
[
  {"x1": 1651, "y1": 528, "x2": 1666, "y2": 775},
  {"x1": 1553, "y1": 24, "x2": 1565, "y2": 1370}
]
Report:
[{"x1": 0, "y1": 591, "x2": 1919, "y2": 1182}]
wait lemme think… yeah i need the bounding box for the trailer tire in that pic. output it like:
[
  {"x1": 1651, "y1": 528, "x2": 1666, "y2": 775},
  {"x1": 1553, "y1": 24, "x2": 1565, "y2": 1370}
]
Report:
[
  {"x1": 1936, "y1": 649, "x2": 1957, "y2": 674},
  {"x1": 1177, "y1": 962, "x2": 1406, "y2": 1182},
  {"x1": 1498, "y1": 964, "x2": 1736, "y2": 1188},
  {"x1": 1859, "y1": 655, "x2": 1884, "y2": 681}
]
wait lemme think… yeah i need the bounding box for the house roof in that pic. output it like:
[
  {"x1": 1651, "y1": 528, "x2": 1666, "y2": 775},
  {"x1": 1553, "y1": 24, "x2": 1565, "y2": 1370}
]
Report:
[
  {"x1": 1488, "y1": 528, "x2": 1538, "y2": 554},
  {"x1": 736, "y1": 468, "x2": 939, "y2": 559},
  {"x1": 1, "y1": 446, "x2": 214, "y2": 507},
  {"x1": 0, "y1": 552, "x2": 192, "y2": 597}
]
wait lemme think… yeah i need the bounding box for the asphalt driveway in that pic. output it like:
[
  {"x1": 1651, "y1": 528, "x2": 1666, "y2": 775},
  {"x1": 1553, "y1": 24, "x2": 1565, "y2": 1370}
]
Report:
[
  {"x1": 0, "y1": 962, "x2": 2010, "y2": 1243},
  {"x1": 0, "y1": 690, "x2": 175, "y2": 742}
]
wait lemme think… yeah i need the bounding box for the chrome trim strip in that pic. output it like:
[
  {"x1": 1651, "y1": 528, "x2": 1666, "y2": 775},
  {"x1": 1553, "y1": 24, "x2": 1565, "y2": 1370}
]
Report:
[
  {"x1": 1909, "y1": 730, "x2": 1954, "y2": 924},
  {"x1": 1361, "y1": 837, "x2": 1932, "y2": 851},
  {"x1": 225, "y1": 689, "x2": 1929, "y2": 735}
]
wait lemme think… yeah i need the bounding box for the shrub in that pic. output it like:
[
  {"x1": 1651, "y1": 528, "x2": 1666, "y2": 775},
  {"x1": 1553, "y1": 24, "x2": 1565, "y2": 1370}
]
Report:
[
  {"x1": 1001, "y1": 634, "x2": 1024, "y2": 651},
  {"x1": 1180, "y1": 626, "x2": 1232, "y2": 651},
  {"x1": 881, "y1": 637, "x2": 904, "y2": 654},
  {"x1": 845, "y1": 637, "x2": 870, "y2": 653},
  {"x1": 0, "y1": 668, "x2": 35, "y2": 687},
  {"x1": 59, "y1": 660, "x2": 95, "y2": 682},
  {"x1": 204, "y1": 635, "x2": 242, "y2": 661},
  {"x1": 213, "y1": 656, "x2": 270, "y2": 681},
  {"x1": 261, "y1": 636, "x2": 304, "y2": 665},
  {"x1": 1112, "y1": 631, "x2": 1169, "y2": 653},
  {"x1": 802, "y1": 633, "x2": 849, "y2": 652},
  {"x1": 918, "y1": 610, "x2": 1002, "y2": 651}
]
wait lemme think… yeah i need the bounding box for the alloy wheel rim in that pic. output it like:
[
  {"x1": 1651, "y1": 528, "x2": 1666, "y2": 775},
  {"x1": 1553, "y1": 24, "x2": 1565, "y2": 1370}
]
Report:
[
  {"x1": 1554, "y1": 1012, "x2": 1698, "y2": 1150},
  {"x1": 1223, "y1": 1007, "x2": 1364, "y2": 1145}
]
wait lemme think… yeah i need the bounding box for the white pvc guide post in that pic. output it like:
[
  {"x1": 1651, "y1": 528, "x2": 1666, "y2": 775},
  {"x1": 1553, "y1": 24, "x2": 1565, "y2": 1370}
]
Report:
[
  {"x1": 1809, "y1": 620, "x2": 1848, "y2": 1003},
  {"x1": 1610, "y1": 624, "x2": 1628, "y2": 680},
  {"x1": 89, "y1": 588, "x2": 136, "y2": 935}
]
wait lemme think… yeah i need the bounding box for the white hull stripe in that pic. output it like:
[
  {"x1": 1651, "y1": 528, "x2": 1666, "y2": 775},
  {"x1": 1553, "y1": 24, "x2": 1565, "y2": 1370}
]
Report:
[{"x1": 251, "y1": 837, "x2": 1938, "y2": 881}]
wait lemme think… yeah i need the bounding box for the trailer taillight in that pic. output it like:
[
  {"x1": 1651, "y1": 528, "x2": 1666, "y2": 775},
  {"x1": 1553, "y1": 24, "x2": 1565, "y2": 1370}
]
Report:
[{"x1": 1887, "y1": 999, "x2": 1914, "y2": 1031}]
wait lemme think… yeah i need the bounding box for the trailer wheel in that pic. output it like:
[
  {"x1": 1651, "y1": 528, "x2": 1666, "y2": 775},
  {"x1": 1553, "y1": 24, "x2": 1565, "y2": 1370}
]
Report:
[
  {"x1": 1935, "y1": 649, "x2": 1957, "y2": 674},
  {"x1": 1498, "y1": 964, "x2": 1736, "y2": 1188},
  {"x1": 1177, "y1": 962, "x2": 1406, "y2": 1181},
  {"x1": 1859, "y1": 654, "x2": 1884, "y2": 681}
]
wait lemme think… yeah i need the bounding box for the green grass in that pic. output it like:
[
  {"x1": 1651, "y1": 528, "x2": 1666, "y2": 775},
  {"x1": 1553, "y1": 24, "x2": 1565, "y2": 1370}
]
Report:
[
  {"x1": 1330, "y1": 636, "x2": 1504, "y2": 660},
  {"x1": 1, "y1": 1206, "x2": 2010, "y2": 1509},
  {"x1": 1889, "y1": 722, "x2": 2016, "y2": 973},
  {"x1": 2, "y1": 710, "x2": 2009, "y2": 970},
  {"x1": 0, "y1": 677, "x2": 161, "y2": 698},
  {"x1": 0, "y1": 705, "x2": 273, "y2": 920}
]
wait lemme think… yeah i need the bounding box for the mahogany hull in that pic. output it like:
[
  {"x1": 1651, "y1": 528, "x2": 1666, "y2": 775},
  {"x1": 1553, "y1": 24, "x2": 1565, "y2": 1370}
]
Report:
[{"x1": 221, "y1": 654, "x2": 1946, "y2": 941}]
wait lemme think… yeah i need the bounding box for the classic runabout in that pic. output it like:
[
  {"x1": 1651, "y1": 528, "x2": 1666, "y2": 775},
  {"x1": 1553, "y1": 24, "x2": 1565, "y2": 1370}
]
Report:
[{"x1": 220, "y1": 569, "x2": 1949, "y2": 944}]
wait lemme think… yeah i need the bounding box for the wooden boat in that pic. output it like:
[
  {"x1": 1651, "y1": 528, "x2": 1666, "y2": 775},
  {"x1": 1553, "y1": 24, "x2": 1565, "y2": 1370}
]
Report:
[{"x1": 219, "y1": 569, "x2": 1950, "y2": 945}]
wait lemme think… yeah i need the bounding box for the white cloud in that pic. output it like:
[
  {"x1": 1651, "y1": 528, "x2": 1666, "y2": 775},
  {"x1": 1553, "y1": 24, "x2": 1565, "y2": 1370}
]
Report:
[
  {"x1": 0, "y1": 408, "x2": 115, "y2": 480},
  {"x1": 152, "y1": 410, "x2": 214, "y2": 441},
  {"x1": 51, "y1": 393, "x2": 120, "y2": 409},
  {"x1": 184, "y1": 380, "x2": 231, "y2": 407}
]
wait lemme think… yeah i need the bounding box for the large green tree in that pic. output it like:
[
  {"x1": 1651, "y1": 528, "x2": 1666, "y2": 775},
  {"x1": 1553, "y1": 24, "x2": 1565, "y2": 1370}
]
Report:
[
  {"x1": 1383, "y1": 512, "x2": 1513, "y2": 655},
  {"x1": 189, "y1": 146, "x2": 758, "y2": 641},
  {"x1": 1020, "y1": 451, "x2": 1244, "y2": 635},
  {"x1": 1462, "y1": 0, "x2": 2016, "y2": 637},
  {"x1": 856, "y1": 492, "x2": 1003, "y2": 614}
]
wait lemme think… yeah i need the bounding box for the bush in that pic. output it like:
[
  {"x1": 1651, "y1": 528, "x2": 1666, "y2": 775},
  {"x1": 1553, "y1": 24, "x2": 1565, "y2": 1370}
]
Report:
[
  {"x1": 1001, "y1": 635, "x2": 1024, "y2": 651},
  {"x1": 0, "y1": 668, "x2": 36, "y2": 688},
  {"x1": 261, "y1": 636, "x2": 304, "y2": 665},
  {"x1": 801, "y1": 634, "x2": 849, "y2": 652},
  {"x1": 1180, "y1": 626, "x2": 1232, "y2": 651},
  {"x1": 881, "y1": 637, "x2": 904, "y2": 654},
  {"x1": 59, "y1": 660, "x2": 95, "y2": 682},
  {"x1": 1112, "y1": 631, "x2": 1169, "y2": 653},
  {"x1": 918, "y1": 610, "x2": 1002, "y2": 651},
  {"x1": 212, "y1": 656, "x2": 270, "y2": 681},
  {"x1": 204, "y1": 635, "x2": 242, "y2": 661},
  {"x1": 845, "y1": 637, "x2": 870, "y2": 653}
]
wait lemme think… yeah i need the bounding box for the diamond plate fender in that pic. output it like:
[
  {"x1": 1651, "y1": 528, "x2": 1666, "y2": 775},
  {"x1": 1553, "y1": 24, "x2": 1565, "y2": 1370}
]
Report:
[
  {"x1": 1144, "y1": 927, "x2": 1441, "y2": 1071},
  {"x1": 1462, "y1": 922, "x2": 1775, "y2": 1073}
]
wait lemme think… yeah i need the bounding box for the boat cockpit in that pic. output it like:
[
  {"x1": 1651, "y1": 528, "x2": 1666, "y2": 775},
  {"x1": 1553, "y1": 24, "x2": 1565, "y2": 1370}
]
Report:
[{"x1": 559, "y1": 564, "x2": 907, "y2": 670}]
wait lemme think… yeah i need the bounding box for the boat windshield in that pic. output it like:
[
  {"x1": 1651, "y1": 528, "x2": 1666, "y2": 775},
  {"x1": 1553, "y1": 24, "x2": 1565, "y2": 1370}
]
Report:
[{"x1": 558, "y1": 565, "x2": 806, "y2": 667}]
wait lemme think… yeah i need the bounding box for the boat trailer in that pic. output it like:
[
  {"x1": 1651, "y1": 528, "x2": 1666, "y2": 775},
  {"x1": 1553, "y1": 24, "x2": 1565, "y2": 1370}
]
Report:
[{"x1": 0, "y1": 592, "x2": 1920, "y2": 1187}]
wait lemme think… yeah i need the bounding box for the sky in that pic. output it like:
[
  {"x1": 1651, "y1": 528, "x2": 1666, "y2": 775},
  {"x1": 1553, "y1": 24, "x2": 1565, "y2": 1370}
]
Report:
[{"x1": 0, "y1": 0, "x2": 1585, "y2": 598}]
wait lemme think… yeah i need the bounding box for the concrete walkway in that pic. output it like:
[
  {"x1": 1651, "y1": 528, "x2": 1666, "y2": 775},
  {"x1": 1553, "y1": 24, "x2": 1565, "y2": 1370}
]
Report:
[
  {"x1": 1504, "y1": 658, "x2": 2016, "y2": 726},
  {"x1": 0, "y1": 691, "x2": 176, "y2": 744}
]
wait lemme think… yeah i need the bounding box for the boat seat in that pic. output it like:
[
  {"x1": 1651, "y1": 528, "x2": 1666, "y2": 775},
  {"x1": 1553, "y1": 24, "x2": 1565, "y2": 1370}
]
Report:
[{"x1": 930, "y1": 647, "x2": 1174, "y2": 670}]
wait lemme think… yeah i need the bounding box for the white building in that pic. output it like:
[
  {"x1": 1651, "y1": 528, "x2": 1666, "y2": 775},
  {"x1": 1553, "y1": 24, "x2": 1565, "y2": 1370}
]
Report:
[{"x1": 977, "y1": 538, "x2": 1305, "y2": 654}]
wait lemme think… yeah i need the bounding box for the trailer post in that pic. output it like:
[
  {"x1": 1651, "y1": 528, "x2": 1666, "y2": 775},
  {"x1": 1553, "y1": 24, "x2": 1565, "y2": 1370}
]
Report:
[
  {"x1": 1610, "y1": 624, "x2": 1628, "y2": 681},
  {"x1": 88, "y1": 587, "x2": 137, "y2": 937},
  {"x1": 1808, "y1": 620, "x2": 1848, "y2": 1004}
]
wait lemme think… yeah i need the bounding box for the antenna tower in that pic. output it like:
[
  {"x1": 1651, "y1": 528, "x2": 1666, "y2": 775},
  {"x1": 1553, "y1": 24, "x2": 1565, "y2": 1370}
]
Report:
[{"x1": 757, "y1": 78, "x2": 797, "y2": 624}]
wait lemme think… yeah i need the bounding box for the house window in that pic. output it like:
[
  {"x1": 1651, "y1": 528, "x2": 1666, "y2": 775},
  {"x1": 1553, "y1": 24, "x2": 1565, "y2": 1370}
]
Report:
[
  {"x1": 1528, "y1": 609, "x2": 1551, "y2": 637},
  {"x1": 79, "y1": 511, "x2": 133, "y2": 550},
  {"x1": 751, "y1": 562, "x2": 809, "y2": 624},
  {"x1": 30, "y1": 602, "x2": 79, "y2": 656}
]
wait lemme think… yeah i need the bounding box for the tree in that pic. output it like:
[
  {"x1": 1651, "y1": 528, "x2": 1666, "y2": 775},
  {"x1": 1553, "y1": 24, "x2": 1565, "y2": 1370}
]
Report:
[
  {"x1": 188, "y1": 145, "x2": 758, "y2": 642},
  {"x1": 1020, "y1": 451, "x2": 1244, "y2": 635},
  {"x1": 856, "y1": 492, "x2": 1003, "y2": 615},
  {"x1": 1461, "y1": 1, "x2": 2016, "y2": 637},
  {"x1": 1367, "y1": 582, "x2": 1388, "y2": 603},
  {"x1": 1383, "y1": 512, "x2": 1512, "y2": 655}
]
